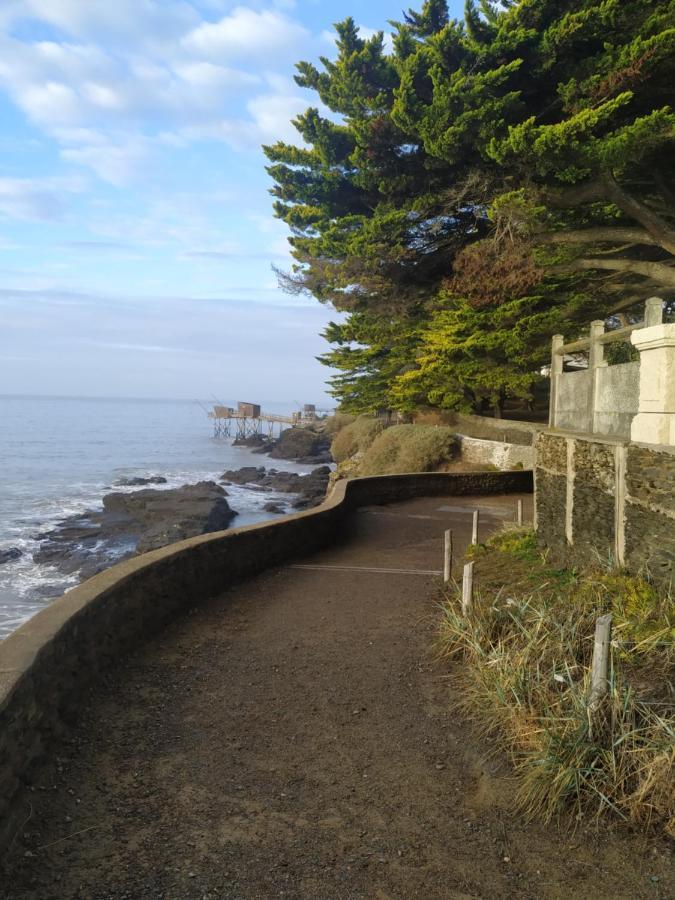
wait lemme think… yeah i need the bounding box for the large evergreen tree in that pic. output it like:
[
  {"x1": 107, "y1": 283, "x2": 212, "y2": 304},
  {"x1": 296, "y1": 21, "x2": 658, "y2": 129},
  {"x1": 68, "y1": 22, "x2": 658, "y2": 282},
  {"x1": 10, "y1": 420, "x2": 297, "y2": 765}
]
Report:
[{"x1": 264, "y1": 1, "x2": 674, "y2": 414}]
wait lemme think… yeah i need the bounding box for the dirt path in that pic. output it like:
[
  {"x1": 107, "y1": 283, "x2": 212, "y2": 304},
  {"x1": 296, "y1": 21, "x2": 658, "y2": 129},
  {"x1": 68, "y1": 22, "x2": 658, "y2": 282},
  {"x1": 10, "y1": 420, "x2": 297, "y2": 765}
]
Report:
[{"x1": 2, "y1": 494, "x2": 672, "y2": 900}]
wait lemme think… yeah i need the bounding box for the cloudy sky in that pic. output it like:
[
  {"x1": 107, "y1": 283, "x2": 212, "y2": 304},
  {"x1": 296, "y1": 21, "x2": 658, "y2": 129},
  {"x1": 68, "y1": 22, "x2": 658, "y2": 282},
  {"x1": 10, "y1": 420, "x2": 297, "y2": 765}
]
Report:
[{"x1": 0, "y1": 0, "x2": 447, "y2": 402}]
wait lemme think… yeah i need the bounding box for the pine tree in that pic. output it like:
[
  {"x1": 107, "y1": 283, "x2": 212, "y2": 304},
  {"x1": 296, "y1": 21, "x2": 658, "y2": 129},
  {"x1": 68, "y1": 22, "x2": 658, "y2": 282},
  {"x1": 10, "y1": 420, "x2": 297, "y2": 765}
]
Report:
[{"x1": 264, "y1": 1, "x2": 675, "y2": 414}]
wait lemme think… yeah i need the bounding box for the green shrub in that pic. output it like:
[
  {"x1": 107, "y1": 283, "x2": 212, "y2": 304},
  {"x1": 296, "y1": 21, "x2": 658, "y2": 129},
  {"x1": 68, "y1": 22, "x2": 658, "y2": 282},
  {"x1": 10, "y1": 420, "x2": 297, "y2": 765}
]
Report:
[
  {"x1": 360, "y1": 424, "x2": 458, "y2": 475},
  {"x1": 330, "y1": 415, "x2": 384, "y2": 463}
]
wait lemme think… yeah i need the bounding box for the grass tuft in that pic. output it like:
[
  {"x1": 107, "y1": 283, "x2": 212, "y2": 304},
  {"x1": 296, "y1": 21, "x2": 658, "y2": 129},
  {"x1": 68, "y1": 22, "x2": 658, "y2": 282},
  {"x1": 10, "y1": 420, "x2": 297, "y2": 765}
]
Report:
[{"x1": 438, "y1": 527, "x2": 675, "y2": 835}]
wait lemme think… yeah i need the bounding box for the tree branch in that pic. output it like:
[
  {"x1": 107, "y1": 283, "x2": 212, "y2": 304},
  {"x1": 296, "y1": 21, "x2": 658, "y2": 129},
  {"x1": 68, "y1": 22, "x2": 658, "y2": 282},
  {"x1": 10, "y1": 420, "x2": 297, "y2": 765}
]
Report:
[
  {"x1": 563, "y1": 257, "x2": 675, "y2": 287},
  {"x1": 536, "y1": 227, "x2": 658, "y2": 246},
  {"x1": 545, "y1": 173, "x2": 675, "y2": 255},
  {"x1": 603, "y1": 174, "x2": 675, "y2": 255}
]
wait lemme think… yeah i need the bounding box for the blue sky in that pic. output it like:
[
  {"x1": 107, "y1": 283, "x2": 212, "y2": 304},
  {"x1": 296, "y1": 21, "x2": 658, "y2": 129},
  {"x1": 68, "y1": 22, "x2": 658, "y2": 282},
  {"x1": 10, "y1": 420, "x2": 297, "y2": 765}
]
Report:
[{"x1": 0, "y1": 1, "x2": 462, "y2": 402}]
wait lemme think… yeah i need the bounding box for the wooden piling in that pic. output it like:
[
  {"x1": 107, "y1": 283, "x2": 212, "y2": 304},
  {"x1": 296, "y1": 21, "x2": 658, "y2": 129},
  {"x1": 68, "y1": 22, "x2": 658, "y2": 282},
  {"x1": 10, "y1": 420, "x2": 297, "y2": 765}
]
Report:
[
  {"x1": 443, "y1": 530, "x2": 452, "y2": 583},
  {"x1": 471, "y1": 510, "x2": 479, "y2": 545},
  {"x1": 589, "y1": 613, "x2": 612, "y2": 713},
  {"x1": 462, "y1": 561, "x2": 474, "y2": 615}
]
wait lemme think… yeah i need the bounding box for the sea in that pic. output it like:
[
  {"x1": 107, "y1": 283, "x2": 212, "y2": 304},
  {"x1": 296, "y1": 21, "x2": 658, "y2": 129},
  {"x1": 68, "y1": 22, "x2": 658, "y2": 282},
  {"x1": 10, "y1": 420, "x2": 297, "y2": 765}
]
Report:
[{"x1": 0, "y1": 395, "x2": 320, "y2": 639}]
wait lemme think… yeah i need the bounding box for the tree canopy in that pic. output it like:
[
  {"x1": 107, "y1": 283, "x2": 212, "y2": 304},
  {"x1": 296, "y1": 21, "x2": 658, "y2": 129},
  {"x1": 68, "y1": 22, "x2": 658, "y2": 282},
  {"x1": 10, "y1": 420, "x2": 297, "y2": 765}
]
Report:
[{"x1": 264, "y1": 0, "x2": 675, "y2": 414}]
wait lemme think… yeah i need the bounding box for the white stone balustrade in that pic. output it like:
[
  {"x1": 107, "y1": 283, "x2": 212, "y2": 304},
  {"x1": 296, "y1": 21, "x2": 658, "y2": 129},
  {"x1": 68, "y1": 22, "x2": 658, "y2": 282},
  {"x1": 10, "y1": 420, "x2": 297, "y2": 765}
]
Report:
[{"x1": 630, "y1": 323, "x2": 675, "y2": 446}]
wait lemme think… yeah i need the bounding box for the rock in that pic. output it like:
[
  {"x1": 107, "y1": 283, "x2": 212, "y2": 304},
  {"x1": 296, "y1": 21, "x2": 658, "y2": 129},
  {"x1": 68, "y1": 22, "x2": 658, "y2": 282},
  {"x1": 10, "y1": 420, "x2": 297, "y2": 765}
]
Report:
[
  {"x1": 0, "y1": 547, "x2": 22, "y2": 565},
  {"x1": 105, "y1": 482, "x2": 238, "y2": 553},
  {"x1": 268, "y1": 428, "x2": 332, "y2": 462},
  {"x1": 220, "y1": 466, "x2": 266, "y2": 485},
  {"x1": 112, "y1": 475, "x2": 168, "y2": 487},
  {"x1": 232, "y1": 433, "x2": 274, "y2": 451},
  {"x1": 33, "y1": 482, "x2": 239, "y2": 577},
  {"x1": 263, "y1": 502, "x2": 286, "y2": 514}
]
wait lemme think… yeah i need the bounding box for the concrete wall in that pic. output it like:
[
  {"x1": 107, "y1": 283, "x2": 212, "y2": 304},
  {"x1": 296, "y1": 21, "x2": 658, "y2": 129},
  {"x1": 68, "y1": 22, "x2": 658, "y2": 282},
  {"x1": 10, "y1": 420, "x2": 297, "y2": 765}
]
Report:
[
  {"x1": 0, "y1": 469, "x2": 532, "y2": 852},
  {"x1": 535, "y1": 431, "x2": 674, "y2": 587},
  {"x1": 457, "y1": 434, "x2": 534, "y2": 470},
  {"x1": 555, "y1": 369, "x2": 591, "y2": 432},
  {"x1": 442, "y1": 412, "x2": 542, "y2": 446},
  {"x1": 594, "y1": 362, "x2": 639, "y2": 436}
]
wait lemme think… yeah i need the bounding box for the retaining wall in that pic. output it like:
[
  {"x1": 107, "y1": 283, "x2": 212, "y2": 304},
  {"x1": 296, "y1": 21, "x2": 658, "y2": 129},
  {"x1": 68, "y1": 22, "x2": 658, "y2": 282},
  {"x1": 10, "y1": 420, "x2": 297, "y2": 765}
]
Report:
[
  {"x1": 0, "y1": 470, "x2": 532, "y2": 852},
  {"x1": 535, "y1": 431, "x2": 674, "y2": 588}
]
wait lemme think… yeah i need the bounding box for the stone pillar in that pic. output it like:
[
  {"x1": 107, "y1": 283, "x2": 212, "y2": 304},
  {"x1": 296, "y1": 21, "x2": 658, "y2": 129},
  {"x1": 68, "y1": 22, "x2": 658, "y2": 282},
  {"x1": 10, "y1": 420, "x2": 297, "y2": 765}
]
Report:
[{"x1": 630, "y1": 323, "x2": 675, "y2": 446}]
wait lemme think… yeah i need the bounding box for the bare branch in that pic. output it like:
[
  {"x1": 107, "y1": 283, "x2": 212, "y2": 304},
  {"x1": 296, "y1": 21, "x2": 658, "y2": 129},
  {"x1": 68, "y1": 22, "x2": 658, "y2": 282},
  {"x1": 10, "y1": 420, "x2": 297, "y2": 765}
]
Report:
[
  {"x1": 536, "y1": 227, "x2": 658, "y2": 246},
  {"x1": 563, "y1": 257, "x2": 675, "y2": 287},
  {"x1": 603, "y1": 174, "x2": 675, "y2": 255}
]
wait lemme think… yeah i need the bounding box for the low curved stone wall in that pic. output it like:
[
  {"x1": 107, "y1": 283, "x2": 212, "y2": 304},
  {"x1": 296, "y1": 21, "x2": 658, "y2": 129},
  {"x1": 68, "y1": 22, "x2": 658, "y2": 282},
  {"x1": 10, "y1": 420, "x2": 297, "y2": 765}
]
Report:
[{"x1": 0, "y1": 470, "x2": 532, "y2": 851}]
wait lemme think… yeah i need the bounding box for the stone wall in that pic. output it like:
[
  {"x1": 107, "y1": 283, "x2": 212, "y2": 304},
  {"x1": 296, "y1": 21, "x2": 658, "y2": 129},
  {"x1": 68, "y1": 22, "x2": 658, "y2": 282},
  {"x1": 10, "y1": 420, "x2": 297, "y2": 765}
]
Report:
[
  {"x1": 0, "y1": 469, "x2": 532, "y2": 853},
  {"x1": 535, "y1": 431, "x2": 675, "y2": 587}
]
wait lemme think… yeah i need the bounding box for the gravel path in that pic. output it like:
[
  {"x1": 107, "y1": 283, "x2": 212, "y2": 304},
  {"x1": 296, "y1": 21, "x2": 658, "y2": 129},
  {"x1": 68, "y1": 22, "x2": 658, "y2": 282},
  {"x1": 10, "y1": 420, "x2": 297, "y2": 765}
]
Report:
[{"x1": 2, "y1": 493, "x2": 672, "y2": 899}]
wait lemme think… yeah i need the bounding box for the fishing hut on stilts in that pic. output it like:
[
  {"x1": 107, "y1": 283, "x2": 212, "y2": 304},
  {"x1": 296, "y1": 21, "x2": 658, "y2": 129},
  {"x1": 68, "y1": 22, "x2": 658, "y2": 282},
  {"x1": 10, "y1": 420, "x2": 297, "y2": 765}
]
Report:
[{"x1": 207, "y1": 402, "x2": 320, "y2": 439}]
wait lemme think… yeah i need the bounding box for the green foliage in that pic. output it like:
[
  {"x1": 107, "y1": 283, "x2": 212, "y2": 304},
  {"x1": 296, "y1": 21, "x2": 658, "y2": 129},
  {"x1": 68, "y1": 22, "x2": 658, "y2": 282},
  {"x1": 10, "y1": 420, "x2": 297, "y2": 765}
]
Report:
[
  {"x1": 265, "y1": 1, "x2": 674, "y2": 413},
  {"x1": 360, "y1": 424, "x2": 458, "y2": 475}
]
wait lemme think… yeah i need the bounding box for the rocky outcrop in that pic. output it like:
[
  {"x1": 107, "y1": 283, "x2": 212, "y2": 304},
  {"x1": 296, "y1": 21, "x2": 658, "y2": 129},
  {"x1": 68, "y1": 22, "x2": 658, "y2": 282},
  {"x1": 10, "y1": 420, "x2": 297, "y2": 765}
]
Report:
[
  {"x1": 0, "y1": 548, "x2": 22, "y2": 565},
  {"x1": 221, "y1": 466, "x2": 331, "y2": 509},
  {"x1": 33, "y1": 482, "x2": 237, "y2": 578},
  {"x1": 267, "y1": 428, "x2": 332, "y2": 464}
]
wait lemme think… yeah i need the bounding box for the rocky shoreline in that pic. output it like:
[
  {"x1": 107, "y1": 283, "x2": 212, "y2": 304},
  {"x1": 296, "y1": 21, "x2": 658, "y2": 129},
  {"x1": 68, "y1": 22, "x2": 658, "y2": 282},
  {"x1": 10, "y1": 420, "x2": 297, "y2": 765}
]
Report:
[{"x1": 23, "y1": 427, "x2": 333, "y2": 584}]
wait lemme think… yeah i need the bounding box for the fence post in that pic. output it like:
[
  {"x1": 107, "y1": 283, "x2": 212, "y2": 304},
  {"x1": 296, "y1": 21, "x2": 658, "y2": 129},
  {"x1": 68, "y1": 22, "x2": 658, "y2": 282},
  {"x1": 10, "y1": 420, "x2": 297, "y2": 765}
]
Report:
[
  {"x1": 516, "y1": 499, "x2": 523, "y2": 526},
  {"x1": 443, "y1": 530, "x2": 452, "y2": 583},
  {"x1": 588, "y1": 613, "x2": 612, "y2": 716},
  {"x1": 471, "y1": 510, "x2": 479, "y2": 545},
  {"x1": 462, "y1": 561, "x2": 474, "y2": 615},
  {"x1": 549, "y1": 335, "x2": 564, "y2": 428},
  {"x1": 588, "y1": 320, "x2": 605, "y2": 433}
]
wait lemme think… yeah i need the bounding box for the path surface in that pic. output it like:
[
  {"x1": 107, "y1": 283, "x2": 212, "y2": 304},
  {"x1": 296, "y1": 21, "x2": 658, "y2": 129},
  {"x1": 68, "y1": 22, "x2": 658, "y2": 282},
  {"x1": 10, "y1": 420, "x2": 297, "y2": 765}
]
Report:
[{"x1": 2, "y1": 494, "x2": 672, "y2": 900}]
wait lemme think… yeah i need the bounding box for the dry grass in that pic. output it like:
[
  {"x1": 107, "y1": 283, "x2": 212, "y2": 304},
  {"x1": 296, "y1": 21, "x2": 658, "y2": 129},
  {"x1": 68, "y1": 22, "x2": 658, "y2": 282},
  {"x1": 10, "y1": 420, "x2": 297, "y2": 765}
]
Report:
[
  {"x1": 360, "y1": 425, "x2": 458, "y2": 475},
  {"x1": 438, "y1": 528, "x2": 675, "y2": 835},
  {"x1": 323, "y1": 413, "x2": 355, "y2": 437},
  {"x1": 330, "y1": 415, "x2": 384, "y2": 463}
]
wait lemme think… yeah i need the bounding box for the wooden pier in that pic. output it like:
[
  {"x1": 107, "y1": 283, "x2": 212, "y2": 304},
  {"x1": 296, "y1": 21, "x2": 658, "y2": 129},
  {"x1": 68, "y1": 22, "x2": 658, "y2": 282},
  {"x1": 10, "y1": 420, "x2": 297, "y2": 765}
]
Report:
[{"x1": 207, "y1": 402, "x2": 319, "y2": 439}]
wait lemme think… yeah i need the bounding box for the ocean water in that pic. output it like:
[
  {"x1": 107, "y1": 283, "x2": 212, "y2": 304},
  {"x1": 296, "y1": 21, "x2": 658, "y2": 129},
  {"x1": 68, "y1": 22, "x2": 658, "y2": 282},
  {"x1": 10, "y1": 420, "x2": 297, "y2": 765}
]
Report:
[{"x1": 0, "y1": 395, "x2": 318, "y2": 639}]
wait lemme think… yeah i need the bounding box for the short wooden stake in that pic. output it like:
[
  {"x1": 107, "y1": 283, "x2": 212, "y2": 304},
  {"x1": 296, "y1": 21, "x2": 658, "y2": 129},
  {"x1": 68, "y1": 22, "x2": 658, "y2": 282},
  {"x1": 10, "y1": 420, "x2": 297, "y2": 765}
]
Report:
[
  {"x1": 471, "y1": 510, "x2": 479, "y2": 545},
  {"x1": 461, "y1": 561, "x2": 474, "y2": 615},
  {"x1": 443, "y1": 529, "x2": 452, "y2": 583},
  {"x1": 517, "y1": 499, "x2": 523, "y2": 526},
  {"x1": 588, "y1": 613, "x2": 612, "y2": 713}
]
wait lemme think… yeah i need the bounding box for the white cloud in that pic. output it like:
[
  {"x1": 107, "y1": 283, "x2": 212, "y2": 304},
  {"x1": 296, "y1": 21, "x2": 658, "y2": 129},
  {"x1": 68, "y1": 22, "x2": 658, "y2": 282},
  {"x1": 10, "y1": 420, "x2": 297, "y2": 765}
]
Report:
[
  {"x1": 183, "y1": 6, "x2": 310, "y2": 62},
  {"x1": 0, "y1": 3, "x2": 321, "y2": 184},
  {"x1": 60, "y1": 145, "x2": 144, "y2": 185},
  {"x1": 0, "y1": 175, "x2": 85, "y2": 221}
]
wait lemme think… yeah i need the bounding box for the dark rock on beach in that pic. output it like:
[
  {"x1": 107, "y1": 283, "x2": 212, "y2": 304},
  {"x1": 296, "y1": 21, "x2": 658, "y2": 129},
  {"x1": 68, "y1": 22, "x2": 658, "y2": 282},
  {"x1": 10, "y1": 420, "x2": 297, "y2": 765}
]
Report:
[
  {"x1": 33, "y1": 481, "x2": 238, "y2": 578},
  {"x1": 220, "y1": 465, "x2": 330, "y2": 509},
  {"x1": 263, "y1": 501, "x2": 286, "y2": 514},
  {"x1": 112, "y1": 475, "x2": 168, "y2": 487},
  {"x1": 233, "y1": 433, "x2": 275, "y2": 452},
  {"x1": 268, "y1": 428, "x2": 332, "y2": 464},
  {"x1": 0, "y1": 547, "x2": 23, "y2": 565}
]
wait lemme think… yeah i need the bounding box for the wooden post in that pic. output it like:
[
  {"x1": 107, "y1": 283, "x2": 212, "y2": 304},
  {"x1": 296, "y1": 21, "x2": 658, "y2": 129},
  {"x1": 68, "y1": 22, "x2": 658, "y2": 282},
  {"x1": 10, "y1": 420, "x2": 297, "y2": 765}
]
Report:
[
  {"x1": 516, "y1": 499, "x2": 523, "y2": 526},
  {"x1": 471, "y1": 510, "x2": 479, "y2": 545},
  {"x1": 462, "y1": 562, "x2": 474, "y2": 615},
  {"x1": 443, "y1": 530, "x2": 452, "y2": 583},
  {"x1": 588, "y1": 613, "x2": 612, "y2": 713}
]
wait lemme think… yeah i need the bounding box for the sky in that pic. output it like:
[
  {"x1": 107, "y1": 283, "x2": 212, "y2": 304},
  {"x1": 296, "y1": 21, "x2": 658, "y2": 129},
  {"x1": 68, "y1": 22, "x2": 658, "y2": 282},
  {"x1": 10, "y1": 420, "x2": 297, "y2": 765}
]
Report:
[{"x1": 0, "y1": 1, "x2": 461, "y2": 402}]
